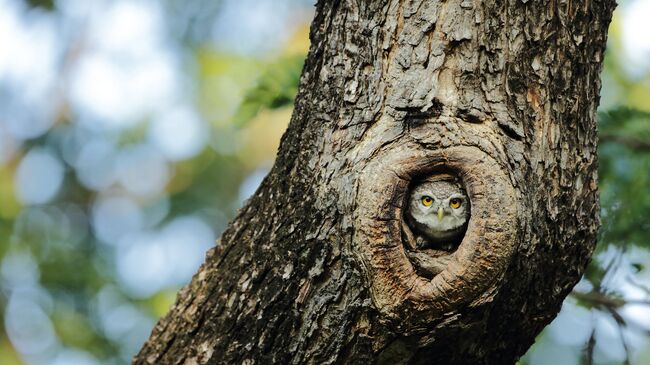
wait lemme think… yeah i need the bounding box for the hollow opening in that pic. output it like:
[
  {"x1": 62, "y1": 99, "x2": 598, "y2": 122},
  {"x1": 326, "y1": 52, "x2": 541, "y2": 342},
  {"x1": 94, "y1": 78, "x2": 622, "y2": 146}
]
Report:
[{"x1": 402, "y1": 168, "x2": 470, "y2": 279}]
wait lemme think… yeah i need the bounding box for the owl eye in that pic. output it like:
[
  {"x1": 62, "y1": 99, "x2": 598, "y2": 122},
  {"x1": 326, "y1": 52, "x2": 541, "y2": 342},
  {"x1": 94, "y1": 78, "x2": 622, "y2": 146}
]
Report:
[
  {"x1": 449, "y1": 198, "x2": 462, "y2": 209},
  {"x1": 421, "y1": 196, "x2": 434, "y2": 207}
]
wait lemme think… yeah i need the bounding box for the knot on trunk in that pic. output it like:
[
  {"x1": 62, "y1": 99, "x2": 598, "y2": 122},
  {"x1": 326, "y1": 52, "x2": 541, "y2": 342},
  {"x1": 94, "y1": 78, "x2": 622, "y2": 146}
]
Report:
[{"x1": 354, "y1": 145, "x2": 519, "y2": 327}]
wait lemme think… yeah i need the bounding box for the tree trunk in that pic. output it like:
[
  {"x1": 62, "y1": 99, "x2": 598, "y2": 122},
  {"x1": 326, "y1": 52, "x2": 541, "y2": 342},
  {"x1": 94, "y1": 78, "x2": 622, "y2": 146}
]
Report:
[{"x1": 134, "y1": 0, "x2": 615, "y2": 364}]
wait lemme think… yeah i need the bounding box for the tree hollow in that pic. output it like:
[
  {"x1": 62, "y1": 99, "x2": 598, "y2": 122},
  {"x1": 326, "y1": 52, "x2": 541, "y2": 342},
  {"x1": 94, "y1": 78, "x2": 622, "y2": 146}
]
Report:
[{"x1": 356, "y1": 144, "x2": 518, "y2": 324}]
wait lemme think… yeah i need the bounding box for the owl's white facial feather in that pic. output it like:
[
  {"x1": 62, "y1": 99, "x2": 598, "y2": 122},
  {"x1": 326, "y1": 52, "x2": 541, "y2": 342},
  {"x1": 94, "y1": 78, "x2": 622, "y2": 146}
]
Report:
[{"x1": 407, "y1": 179, "x2": 470, "y2": 244}]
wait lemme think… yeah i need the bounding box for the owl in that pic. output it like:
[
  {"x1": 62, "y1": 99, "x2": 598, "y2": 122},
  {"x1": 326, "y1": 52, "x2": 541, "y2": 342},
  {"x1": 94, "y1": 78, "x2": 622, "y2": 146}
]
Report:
[{"x1": 407, "y1": 175, "x2": 470, "y2": 250}]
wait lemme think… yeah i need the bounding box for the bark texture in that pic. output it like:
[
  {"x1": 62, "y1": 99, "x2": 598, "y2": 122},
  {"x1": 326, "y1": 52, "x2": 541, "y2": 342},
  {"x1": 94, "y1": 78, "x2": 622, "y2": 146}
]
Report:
[{"x1": 134, "y1": 0, "x2": 615, "y2": 364}]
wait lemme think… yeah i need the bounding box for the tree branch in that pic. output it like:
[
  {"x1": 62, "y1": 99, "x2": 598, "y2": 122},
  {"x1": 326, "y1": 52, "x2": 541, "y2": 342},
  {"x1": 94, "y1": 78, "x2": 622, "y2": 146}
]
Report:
[{"x1": 571, "y1": 290, "x2": 650, "y2": 308}]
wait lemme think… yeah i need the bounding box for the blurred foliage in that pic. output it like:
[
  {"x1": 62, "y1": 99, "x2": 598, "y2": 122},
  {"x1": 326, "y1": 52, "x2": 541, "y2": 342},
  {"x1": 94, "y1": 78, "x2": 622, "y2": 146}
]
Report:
[
  {"x1": 598, "y1": 108, "x2": 650, "y2": 251},
  {"x1": 22, "y1": 0, "x2": 54, "y2": 10},
  {"x1": 0, "y1": 1, "x2": 311, "y2": 364},
  {"x1": 1, "y1": 0, "x2": 649, "y2": 365},
  {"x1": 233, "y1": 55, "x2": 304, "y2": 126}
]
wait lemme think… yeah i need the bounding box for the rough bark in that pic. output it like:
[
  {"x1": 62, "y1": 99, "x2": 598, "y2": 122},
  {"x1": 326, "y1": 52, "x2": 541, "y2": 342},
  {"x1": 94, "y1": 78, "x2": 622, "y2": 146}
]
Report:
[{"x1": 134, "y1": 0, "x2": 615, "y2": 364}]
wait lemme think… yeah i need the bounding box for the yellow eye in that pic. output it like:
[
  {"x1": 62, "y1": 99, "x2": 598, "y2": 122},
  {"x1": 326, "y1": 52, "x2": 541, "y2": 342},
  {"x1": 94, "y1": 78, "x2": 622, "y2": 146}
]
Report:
[
  {"x1": 421, "y1": 196, "x2": 433, "y2": 206},
  {"x1": 449, "y1": 198, "x2": 462, "y2": 209}
]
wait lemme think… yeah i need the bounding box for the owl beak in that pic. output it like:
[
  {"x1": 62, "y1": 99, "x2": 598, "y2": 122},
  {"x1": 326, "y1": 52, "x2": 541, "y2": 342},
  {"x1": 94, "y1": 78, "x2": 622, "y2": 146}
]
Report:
[{"x1": 437, "y1": 207, "x2": 444, "y2": 221}]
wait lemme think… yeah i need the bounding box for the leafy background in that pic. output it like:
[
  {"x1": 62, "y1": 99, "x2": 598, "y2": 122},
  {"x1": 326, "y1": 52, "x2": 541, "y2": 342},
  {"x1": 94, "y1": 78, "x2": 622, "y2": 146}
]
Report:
[{"x1": 0, "y1": 0, "x2": 648, "y2": 364}]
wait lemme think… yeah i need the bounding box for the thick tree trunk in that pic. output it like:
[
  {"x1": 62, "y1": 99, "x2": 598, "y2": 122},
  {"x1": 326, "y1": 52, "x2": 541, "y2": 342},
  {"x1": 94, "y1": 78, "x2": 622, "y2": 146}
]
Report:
[{"x1": 134, "y1": 0, "x2": 615, "y2": 364}]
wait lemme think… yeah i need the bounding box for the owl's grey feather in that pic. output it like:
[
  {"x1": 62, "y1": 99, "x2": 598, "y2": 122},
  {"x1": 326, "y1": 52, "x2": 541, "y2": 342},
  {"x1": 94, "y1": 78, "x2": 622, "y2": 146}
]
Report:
[{"x1": 407, "y1": 175, "x2": 470, "y2": 250}]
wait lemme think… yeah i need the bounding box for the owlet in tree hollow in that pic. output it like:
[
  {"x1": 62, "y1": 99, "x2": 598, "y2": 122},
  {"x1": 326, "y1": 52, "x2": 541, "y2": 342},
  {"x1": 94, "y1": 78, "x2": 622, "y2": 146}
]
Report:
[{"x1": 407, "y1": 175, "x2": 470, "y2": 250}]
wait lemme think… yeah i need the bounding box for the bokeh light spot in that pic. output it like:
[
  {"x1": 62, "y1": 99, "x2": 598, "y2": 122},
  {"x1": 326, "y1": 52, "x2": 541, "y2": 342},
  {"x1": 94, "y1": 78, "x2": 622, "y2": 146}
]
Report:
[
  {"x1": 92, "y1": 195, "x2": 144, "y2": 245},
  {"x1": 116, "y1": 144, "x2": 169, "y2": 197},
  {"x1": 150, "y1": 106, "x2": 208, "y2": 161},
  {"x1": 14, "y1": 148, "x2": 64, "y2": 205},
  {"x1": 5, "y1": 290, "x2": 57, "y2": 356}
]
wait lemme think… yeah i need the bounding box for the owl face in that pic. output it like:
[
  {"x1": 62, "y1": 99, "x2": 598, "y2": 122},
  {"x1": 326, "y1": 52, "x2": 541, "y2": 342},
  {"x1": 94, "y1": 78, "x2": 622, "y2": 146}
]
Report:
[{"x1": 408, "y1": 179, "x2": 470, "y2": 243}]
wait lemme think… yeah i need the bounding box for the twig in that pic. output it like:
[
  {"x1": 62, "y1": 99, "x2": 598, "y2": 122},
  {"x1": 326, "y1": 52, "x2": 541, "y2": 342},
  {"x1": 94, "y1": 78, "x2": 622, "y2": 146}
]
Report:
[
  {"x1": 626, "y1": 276, "x2": 650, "y2": 296},
  {"x1": 605, "y1": 306, "x2": 631, "y2": 365},
  {"x1": 583, "y1": 324, "x2": 596, "y2": 365}
]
